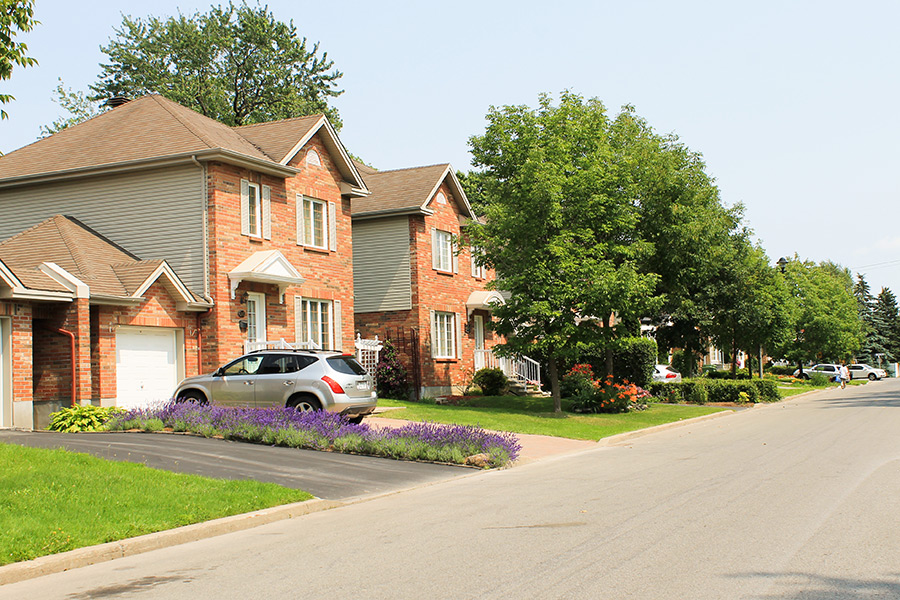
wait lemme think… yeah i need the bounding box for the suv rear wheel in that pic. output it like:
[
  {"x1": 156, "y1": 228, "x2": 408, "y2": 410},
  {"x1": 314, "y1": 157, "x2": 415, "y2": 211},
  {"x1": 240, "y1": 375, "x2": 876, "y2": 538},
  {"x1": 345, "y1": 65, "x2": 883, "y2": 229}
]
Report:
[{"x1": 287, "y1": 395, "x2": 321, "y2": 412}]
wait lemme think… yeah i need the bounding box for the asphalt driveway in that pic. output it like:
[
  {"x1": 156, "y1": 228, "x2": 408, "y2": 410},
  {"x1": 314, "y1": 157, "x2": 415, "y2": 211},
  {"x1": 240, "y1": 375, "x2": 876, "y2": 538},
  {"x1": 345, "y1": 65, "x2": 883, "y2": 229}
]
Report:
[{"x1": 0, "y1": 430, "x2": 468, "y2": 501}]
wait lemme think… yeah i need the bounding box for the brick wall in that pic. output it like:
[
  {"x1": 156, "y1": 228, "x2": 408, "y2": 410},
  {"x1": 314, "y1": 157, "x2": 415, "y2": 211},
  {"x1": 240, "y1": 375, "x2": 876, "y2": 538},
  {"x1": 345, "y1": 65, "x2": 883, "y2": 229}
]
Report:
[
  {"x1": 205, "y1": 132, "x2": 355, "y2": 368},
  {"x1": 1, "y1": 301, "x2": 33, "y2": 405},
  {"x1": 355, "y1": 178, "x2": 500, "y2": 394},
  {"x1": 32, "y1": 298, "x2": 90, "y2": 405}
]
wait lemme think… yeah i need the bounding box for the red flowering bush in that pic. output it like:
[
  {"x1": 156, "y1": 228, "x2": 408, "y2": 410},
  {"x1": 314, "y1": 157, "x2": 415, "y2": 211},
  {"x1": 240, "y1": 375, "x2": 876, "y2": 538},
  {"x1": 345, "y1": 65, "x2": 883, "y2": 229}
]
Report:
[
  {"x1": 561, "y1": 363, "x2": 598, "y2": 398},
  {"x1": 572, "y1": 376, "x2": 651, "y2": 413}
]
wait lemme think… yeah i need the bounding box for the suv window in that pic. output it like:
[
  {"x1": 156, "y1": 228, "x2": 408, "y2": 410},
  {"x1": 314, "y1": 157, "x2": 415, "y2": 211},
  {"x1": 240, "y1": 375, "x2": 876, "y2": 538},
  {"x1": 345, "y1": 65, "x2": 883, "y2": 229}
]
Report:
[
  {"x1": 849, "y1": 365, "x2": 862, "y2": 371},
  {"x1": 258, "y1": 354, "x2": 318, "y2": 375},
  {"x1": 819, "y1": 365, "x2": 835, "y2": 372},
  {"x1": 222, "y1": 355, "x2": 264, "y2": 376},
  {"x1": 327, "y1": 356, "x2": 367, "y2": 375}
]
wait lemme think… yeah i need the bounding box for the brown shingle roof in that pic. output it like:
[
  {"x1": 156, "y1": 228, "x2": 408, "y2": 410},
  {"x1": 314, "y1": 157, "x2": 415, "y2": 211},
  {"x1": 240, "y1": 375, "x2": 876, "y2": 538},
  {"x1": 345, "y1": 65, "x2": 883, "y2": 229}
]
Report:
[
  {"x1": 352, "y1": 163, "x2": 452, "y2": 216},
  {"x1": 234, "y1": 115, "x2": 324, "y2": 163},
  {"x1": 0, "y1": 215, "x2": 194, "y2": 300},
  {"x1": 0, "y1": 95, "x2": 275, "y2": 181}
]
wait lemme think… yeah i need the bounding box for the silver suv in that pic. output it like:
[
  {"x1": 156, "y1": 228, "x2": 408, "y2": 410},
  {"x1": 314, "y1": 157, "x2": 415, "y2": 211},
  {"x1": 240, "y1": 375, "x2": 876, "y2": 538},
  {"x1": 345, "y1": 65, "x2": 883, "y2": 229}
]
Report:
[
  {"x1": 792, "y1": 363, "x2": 841, "y2": 380},
  {"x1": 173, "y1": 350, "x2": 377, "y2": 423}
]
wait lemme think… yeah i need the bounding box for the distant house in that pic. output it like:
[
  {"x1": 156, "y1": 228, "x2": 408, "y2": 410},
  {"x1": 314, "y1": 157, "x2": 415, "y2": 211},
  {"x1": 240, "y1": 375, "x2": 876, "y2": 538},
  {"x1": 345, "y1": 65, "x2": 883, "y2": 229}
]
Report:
[
  {"x1": 351, "y1": 163, "x2": 510, "y2": 397},
  {"x1": 0, "y1": 95, "x2": 368, "y2": 428}
]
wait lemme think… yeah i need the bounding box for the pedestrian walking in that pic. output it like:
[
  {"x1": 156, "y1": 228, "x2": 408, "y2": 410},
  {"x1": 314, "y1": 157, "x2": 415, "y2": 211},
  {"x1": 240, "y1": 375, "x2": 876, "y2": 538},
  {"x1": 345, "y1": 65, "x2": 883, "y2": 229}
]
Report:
[{"x1": 840, "y1": 363, "x2": 850, "y2": 389}]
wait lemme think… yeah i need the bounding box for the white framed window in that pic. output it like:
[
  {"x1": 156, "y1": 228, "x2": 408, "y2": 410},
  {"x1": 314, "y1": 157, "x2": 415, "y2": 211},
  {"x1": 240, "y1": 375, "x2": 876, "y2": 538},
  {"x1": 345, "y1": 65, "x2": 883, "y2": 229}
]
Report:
[
  {"x1": 305, "y1": 149, "x2": 321, "y2": 166},
  {"x1": 241, "y1": 180, "x2": 271, "y2": 239},
  {"x1": 298, "y1": 195, "x2": 337, "y2": 251},
  {"x1": 470, "y1": 246, "x2": 486, "y2": 279},
  {"x1": 436, "y1": 191, "x2": 447, "y2": 205},
  {"x1": 432, "y1": 228, "x2": 456, "y2": 273},
  {"x1": 246, "y1": 292, "x2": 266, "y2": 343},
  {"x1": 431, "y1": 311, "x2": 457, "y2": 359},
  {"x1": 296, "y1": 298, "x2": 333, "y2": 350}
]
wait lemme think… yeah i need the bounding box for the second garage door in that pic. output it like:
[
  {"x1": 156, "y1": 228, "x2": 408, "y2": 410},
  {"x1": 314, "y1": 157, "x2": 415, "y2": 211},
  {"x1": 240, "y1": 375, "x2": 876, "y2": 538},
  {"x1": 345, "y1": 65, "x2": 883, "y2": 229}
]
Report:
[{"x1": 116, "y1": 328, "x2": 179, "y2": 409}]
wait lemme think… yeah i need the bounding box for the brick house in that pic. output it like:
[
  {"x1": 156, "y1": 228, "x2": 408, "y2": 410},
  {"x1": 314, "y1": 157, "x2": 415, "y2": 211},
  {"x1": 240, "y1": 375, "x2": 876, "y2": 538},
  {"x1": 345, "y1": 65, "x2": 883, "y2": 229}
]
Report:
[
  {"x1": 351, "y1": 163, "x2": 509, "y2": 397},
  {"x1": 0, "y1": 95, "x2": 368, "y2": 428}
]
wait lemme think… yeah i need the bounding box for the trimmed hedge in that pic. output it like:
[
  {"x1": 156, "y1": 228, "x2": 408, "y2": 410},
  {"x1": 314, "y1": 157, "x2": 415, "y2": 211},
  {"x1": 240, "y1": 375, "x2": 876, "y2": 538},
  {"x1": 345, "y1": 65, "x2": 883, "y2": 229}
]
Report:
[
  {"x1": 647, "y1": 378, "x2": 781, "y2": 404},
  {"x1": 612, "y1": 337, "x2": 657, "y2": 387}
]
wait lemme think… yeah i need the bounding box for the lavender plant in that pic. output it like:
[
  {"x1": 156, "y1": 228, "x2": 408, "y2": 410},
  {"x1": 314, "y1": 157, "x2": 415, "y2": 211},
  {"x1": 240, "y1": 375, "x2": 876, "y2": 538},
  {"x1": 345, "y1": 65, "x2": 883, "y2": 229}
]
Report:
[{"x1": 106, "y1": 403, "x2": 520, "y2": 468}]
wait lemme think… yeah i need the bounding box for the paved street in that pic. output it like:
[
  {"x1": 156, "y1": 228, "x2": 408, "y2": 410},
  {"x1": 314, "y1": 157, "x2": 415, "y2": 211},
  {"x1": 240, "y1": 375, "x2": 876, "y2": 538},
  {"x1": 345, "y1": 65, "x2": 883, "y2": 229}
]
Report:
[{"x1": 4, "y1": 381, "x2": 900, "y2": 599}]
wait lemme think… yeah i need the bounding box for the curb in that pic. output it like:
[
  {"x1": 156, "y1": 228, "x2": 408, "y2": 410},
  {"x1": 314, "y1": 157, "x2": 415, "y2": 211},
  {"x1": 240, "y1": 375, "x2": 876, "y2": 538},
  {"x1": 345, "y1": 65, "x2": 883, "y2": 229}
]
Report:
[
  {"x1": 0, "y1": 498, "x2": 341, "y2": 586},
  {"x1": 596, "y1": 408, "x2": 737, "y2": 446}
]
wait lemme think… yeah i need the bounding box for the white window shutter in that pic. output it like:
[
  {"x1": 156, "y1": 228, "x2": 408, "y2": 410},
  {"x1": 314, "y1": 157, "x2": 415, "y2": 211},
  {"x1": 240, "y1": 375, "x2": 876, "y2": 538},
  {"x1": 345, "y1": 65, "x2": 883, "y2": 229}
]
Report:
[
  {"x1": 241, "y1": 180, "x2": 250, "y2": 236},
  {"x1": 455, "y1": 313, "x2": 463, "y2": 359},
  {"x1": 452, "y1": 239, "x2": 459, "y2": 274},
  {"x1": 296, "y1": 194, "x2": 306, "y2": 245},
  {"x1": 471, "y1": 247, "x2": 478, "y2": 277},
  {"x1": 262, "y1": 186, "x2": 272, "y2": 240},
  {"x1": 328, "y1": 201, "x2": 337, "y2": 252},
  {"x1": 294, "y1": 296, "x2": 303, "y2": 342},
  {"x1": 430, "y1": 309, "x2": 437, "y2": 358},
  {"x1": 333, "y1": 299, "x2": 342, "y2": 351},
  {"x1": 431, "y1": 228, "x2": 439, "y2": 270}
]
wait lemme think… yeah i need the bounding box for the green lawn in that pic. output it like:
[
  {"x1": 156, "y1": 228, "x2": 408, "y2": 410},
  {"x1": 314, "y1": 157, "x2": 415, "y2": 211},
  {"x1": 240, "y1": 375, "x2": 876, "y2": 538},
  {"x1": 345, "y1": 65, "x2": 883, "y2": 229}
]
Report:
[
  {"x1": 0, "y1": 443, "x2": 312, "y2": 566},
  {"x1": 375, "y1": 396, "x2": 727, "y2": 441}
]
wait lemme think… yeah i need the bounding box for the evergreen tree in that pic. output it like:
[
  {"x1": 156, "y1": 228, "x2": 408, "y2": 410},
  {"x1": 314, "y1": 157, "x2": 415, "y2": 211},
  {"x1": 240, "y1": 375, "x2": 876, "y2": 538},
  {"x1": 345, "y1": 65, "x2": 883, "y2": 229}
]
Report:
[
  {"x1": 853, "y1": 274, "x2": 883, "y2": 364},
  {"x1": 873, "y1": 287, "x2": 900, "y2": 363}
]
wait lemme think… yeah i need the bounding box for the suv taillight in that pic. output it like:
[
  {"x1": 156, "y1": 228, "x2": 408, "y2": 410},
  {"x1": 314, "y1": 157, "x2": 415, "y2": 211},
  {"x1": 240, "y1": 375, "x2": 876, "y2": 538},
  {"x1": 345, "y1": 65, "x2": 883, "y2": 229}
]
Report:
[{"x1": 322, "y1": 375, "x2": 345, "y2": 394}]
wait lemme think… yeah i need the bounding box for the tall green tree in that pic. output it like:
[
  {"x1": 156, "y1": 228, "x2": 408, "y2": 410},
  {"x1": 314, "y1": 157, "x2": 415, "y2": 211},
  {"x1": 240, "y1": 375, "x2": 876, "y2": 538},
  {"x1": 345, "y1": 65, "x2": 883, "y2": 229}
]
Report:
[
  {"x1": 873, "y1": 287, "x2": 900, "y2": 363},
  {"x1": 40, "y1": 79, "x2": 104, "y2": 136},
  {"x1": 704, "y1": 242, "x2": 791, "y2": 377},
  {"x1": 775, "y1": 257, "x2": 862, "y2": 370},
  {"x1": 468, "y1": 92, "x2": 661, "y2": 412},
  {"x1": 89, "y1": 2, "x2": 343, "y2": 127},
  {"x1": 852, "y1": 274, "x2": 888, "y2": 364},
  {"x1": 0, "y1": 0, "x2": 38, "y2": 119},
  {"x1": 611, "y1": 107, "x2": 743, "y2": 374}
]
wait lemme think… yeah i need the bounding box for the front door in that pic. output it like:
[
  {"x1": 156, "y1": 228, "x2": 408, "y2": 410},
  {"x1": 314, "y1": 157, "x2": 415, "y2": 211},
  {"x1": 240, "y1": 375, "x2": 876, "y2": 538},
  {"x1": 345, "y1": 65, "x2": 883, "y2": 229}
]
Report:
[
  {"x1": 473, "y1": 315, "x2": 485, "y2": 370},
  {"x1": 246, "y1": 292, "x2": 267, "y2": 346}
]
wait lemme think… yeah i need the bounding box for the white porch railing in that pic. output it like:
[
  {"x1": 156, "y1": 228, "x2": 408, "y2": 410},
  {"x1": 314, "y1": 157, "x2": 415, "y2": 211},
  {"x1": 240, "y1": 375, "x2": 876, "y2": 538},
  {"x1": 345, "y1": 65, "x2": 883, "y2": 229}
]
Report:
[
  {"x1": 474, "y1": 349, "x2": 541, "y2": 385},
  {"x1": 244, "y1": 338, "x2": 321, "y2": 353}
]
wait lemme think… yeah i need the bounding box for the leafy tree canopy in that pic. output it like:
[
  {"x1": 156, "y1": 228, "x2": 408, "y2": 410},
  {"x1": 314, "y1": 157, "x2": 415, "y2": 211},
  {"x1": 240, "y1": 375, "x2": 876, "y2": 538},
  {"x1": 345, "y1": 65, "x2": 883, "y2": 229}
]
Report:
[
  {"x1": 468, "y1": 91, "x2": 662, "y2": 410},
  {"x1": 89, "y1": 2, "x2": 343, "y2": 128},
  {"x1": 0, "y1": 0, "x2": 38, "y2": 119}
]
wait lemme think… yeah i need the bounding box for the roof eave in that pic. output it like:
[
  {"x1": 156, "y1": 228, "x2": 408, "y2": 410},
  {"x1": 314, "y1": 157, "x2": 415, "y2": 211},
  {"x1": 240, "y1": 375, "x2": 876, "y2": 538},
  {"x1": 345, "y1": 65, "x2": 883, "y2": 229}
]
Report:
[
  {"x1": 0, "y1": 149, "x2": 297, "y2": 190},
  {"x1": 352, "y1": 206, "x2": 434, "y2": 221}
]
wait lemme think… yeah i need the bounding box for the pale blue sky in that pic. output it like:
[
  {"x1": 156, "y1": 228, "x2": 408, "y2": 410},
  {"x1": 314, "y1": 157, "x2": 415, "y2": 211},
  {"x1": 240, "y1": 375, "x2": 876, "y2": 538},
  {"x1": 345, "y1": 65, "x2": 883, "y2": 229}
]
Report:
[{"x1": 2, "y1": 0, "x2": 899, "y2": 296}]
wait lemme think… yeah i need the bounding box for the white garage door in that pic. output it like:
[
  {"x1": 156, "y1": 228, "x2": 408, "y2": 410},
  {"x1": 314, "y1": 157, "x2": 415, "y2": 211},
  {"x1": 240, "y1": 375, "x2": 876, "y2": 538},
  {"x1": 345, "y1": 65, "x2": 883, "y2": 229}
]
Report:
[{"x1": 116, "y1": 328, "x2": 179, "y2": 409}]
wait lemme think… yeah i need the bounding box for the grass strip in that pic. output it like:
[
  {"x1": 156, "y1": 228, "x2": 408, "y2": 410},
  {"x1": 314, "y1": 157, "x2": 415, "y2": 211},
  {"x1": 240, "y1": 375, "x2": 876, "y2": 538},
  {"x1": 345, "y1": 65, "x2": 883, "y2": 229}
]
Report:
[
  {"x1": 375, "y1": 396, "x2": 727, "y2": 441},
  {"x1": 0, "y1": 443, "x2": 311, "y2": 566}
]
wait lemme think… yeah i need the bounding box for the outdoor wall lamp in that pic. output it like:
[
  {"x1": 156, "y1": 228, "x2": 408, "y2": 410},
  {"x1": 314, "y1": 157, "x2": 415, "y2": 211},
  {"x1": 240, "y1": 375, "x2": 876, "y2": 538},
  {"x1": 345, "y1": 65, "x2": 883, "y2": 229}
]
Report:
[
  {"x1": 238, "y1": 320, "x2": 248, "y2": 332},
  {"x1": 776, "y1": 257, "x2": 788, "y2": 273}
]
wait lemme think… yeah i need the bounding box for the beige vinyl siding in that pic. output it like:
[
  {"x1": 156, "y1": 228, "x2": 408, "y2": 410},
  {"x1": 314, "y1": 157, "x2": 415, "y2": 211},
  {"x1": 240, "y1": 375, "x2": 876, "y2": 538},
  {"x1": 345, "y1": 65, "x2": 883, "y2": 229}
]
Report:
[
  {"x1": 352, "y1": 216, "x2": 411, "y2": 312},
  {"x1": 0, "y1": 165, "x2": 206, "y2": 292}
]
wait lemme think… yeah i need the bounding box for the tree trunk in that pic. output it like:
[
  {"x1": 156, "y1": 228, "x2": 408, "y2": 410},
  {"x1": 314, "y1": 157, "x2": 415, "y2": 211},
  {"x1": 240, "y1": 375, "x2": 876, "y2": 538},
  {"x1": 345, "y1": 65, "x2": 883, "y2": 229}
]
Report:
[
  {"x1": 548, "y1": 358, "x2": 562, "y2": 414},
  {"x1": 603, "y1": 315, "x2": 614, "y2": 380},
  {"x1": 731, "y1": 335, "x2": 738, "y2": 378}
]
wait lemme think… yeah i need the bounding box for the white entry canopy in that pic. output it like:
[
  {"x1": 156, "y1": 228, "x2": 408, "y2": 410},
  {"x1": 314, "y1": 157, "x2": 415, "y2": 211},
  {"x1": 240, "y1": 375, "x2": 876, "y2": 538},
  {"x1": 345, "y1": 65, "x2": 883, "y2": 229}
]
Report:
[
  {"x1": 229, "y1": 250, "x2": 305, "y2": 303},
  {"x1": 466, "y1": 290, "x2": 505, "y2": 317}
]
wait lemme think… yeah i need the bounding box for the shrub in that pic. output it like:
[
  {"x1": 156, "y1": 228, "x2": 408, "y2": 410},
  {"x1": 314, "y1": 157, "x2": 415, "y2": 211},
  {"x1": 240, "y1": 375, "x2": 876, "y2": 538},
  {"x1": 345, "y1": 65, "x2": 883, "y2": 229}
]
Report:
[
  {"x1": 671, "y1": 350, "x2": 695, "y2": 378},
  {"x1": 47, "y1": 405, "x2": 125, "y2": 432},
  {"x1": 375, "y1": 339, "x2": 410, "y2": 399},
  {"x1": 681, "y1": 380, "x2": 709, "y2": 404},
  {"x1": 704, "y1": 369, "x2": 750, "y2": 380},
  {"x1": 472, "y1": 368, "x2": 508, "y2": 396},
  {"x1": 809, "y1": 373, "x2": 831, "y2": 386},
  {"x1": 561, "y1": 363, "x2": 597, "y2": 398},
  {"x1": 767, "y1": 365, "x2": 795, "y2": 376},
  {"x1": 572, "y1": 377, "x2": 651, "y2": 413},
  {"x1": 612, "y1": 337, "x2": 657, "y2": 387},
  {"x1": 647, "y1": 381, "x2": 684, "y2": 403},
  {"x1": 705, "y1": 380, "x2": 758, "y2": 403},
  {"x1": 751, "y1": 379, "x2": 780, "y2": 402}
]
